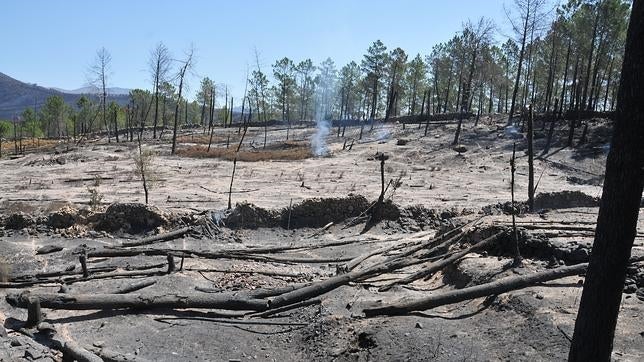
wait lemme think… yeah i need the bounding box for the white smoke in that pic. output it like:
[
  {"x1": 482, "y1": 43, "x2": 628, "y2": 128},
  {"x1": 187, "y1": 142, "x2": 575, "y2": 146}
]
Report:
[
  {"x1": 312, "y1": 119, "x2": 330, "y2": 156},
  {"x1": 376, "y1": 124, "x2": 394, "y2": 142}
]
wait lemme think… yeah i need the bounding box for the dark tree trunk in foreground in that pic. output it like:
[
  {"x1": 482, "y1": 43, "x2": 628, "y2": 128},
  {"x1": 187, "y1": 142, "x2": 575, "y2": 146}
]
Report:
[{"x1": 569, "y1": 2, "x2": 644, "y2": 360}]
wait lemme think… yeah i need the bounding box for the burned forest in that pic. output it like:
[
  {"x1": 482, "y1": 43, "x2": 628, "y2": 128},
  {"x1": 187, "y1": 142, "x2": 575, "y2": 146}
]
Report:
[{"x1": 1, "y1": 0, "x2": 643, "y2": 361}]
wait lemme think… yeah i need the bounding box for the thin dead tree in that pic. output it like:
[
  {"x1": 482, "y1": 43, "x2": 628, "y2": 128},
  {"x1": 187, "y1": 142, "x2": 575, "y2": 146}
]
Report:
[
  {"x1": 87, "y1": 47, "x2": 112, "y2": 142},
  {"x1": 527, "y1": 104, "x2": 535, "y2": 210},
  {"x1": 133, "y1": 135, "x2": 155, "y2": 205},
  {"x1": 505, "y1": 0, "x2": 547, "y2": 125},
  {"x1": 149, "y1": 42, "x2": 172, "y2": 140},
  {"x1": 228, "y1": 117, "x2": 250, "y2": 209},
  {"x1": 453, "y1": 17, "x2": 494, "y2": 145},
  {"x1": 171, "y1": 46, "x2": 195, "y2": 155},
  {"x1": 510, "y1": 142, "x2": 522, "y2": 266},
  {"x1": 254, "y1": 48, "x2": 269, "y2": 149}
]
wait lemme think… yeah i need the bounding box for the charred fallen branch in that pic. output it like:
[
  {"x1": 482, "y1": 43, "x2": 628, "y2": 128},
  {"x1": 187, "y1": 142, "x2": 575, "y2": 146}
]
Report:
[
  {"x1": 364, "y1": 263, "x2": 589, "y2": 316},
  {"x1": 379, "y1": 231, "x2": 505, "y2": 291},
  {"x1": 6, "y1": 291, "x2": 269, "y2": 311},
  {"x1": 364, "y1": 256, "x2": 644, "y2": 317}
]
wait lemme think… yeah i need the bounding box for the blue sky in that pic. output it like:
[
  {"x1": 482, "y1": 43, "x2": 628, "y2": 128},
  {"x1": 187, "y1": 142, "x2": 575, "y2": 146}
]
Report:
[{"x1": 3, "y1": 0, "x2": 516, "y2": 100}]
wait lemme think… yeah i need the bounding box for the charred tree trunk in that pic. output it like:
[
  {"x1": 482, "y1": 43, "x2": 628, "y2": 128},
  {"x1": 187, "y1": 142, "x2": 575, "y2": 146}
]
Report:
[
  {"x1": 560, "y1": 39, "x2": 572, "y2": 112},
  {"x1": 527, "y1": 105, "x2": 534, "y2": 210},
  {"x1": 582, "y1": 7, "x2": 601, "y2": 110},
  {"x1": 569, "y1": 3, "x2": 644, "y2": 360},
  {"x1": 507, "y1": 6, "x2": 531, "y2": 125}
]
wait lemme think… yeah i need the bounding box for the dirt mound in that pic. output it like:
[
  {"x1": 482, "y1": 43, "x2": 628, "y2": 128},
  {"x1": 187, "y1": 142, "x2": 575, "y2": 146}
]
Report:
[
  {"x1": 398, "y1": 205, "x2": 466, "y2": 230},
  {"x1": 222, "y1": 195, "x2": 371, "y2": 229},
  {"x1": 46, "y1": 206, "x2": 78, "y2": 229},
  {"x1": 284, "y1": 195, "x2": 370, "y2": 228},
  {"x1": 533, "y1": 191, "x2": 599, "y2": 210},
  {"x1": 481, "y1": 201, "x2": 529, "y2": 215},
  {"x1": 222, "y1": 202, "x2": 279, "y2": 229},
  {"x1": 94, "y1": 203, "x2": 168, "y2": 233},
  {"x1": 4, "y1": 212, "x2": 35, "y2": 230},
  {"x1": 480, "y1": 191, "x2": 598, "y2": 214}
]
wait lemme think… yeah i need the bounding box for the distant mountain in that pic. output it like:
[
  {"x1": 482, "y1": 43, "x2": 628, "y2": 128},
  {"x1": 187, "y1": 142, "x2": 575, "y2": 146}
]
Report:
[
  {"x1": 0, "y1": 72, "x2": 129, "y2": 120},
  {"x1": 50, "y1": 85, "x2": 131, "y2": 95}
]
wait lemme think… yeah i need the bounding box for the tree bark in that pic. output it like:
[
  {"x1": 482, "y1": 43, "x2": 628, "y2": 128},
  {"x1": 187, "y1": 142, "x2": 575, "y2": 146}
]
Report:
[
  {"x1": 507, "y1": 5, "x2": 530, "y2": 124},
  {"x1": 527, "y1": 105, "x2": 534, "y2": 210},
  {"x1": 379, "y1": 231, "x2": 504, "y2": 291},
  {"x1": 569, "y1": 2, "x2": 644, "y2": 360},
  {"x1": 364, "y1": 263, "x2": 589, "y2": 317},
  {"x1": 6, "y1": 292, "x2": 268, "y2": 311}
]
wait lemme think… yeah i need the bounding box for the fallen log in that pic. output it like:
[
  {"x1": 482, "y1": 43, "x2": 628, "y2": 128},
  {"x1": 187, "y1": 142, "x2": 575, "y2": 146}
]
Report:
[
  {"x1": 379, "y1": 231, "x2": 505, "y2": 291},
  {"x1": 10, "y1": 265, "x2": 117, "y2": 282},
  {"x1": 267, "y1": 221, "x2": 481, "y2": 308},
  {"x1": 267, "y1": 251, "x2": 426, "y2": 308},
  {"x1": 120, "y1": 227, "x2": 191, "y2": 248},
  {"x1": 364, "y1": 263, "x2": 591, "y2": 316},
  {"x1": 6, "y1": 292, "x2": 269, "y2": 311},
  {"x1": 343, "y1": 230, "x2": 443, "y2": 271},
  {"x1": 250, "y1": 298, "x2": 321, "y2": 318},
  {"x1": 88, "y1": 247, "x2": 355, "y2": 264}
]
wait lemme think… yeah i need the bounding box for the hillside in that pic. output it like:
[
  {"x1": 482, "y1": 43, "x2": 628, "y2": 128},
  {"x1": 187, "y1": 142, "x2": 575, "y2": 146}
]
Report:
[{"x1": 0, "y1": 72, "x2": 129, "y2": 120}]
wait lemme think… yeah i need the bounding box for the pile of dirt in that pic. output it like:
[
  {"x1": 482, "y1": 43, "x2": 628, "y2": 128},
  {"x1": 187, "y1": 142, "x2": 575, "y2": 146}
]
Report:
[
  {"x1": 93, "y1": 203, "x2": 168, "y2": 233},
  {"x1": 46, "y1": 206, "x2": 78, "y2": 229},
  {"x1": 283, "y1": 195, "x2": 370, "y2": 228},
  {"x1": 398, "y1": 205, "x2": 467, "y2": 231},
  {"x1": 481, "y1": 201, "x2": 529, "y2": 215},
  {"x1": 220, "y1": 195, "x2": 403, "y2": 230},
  {"x1": 481, "y1": 191, "x2": 598, "y2": 215},
  {"x1": 533, "y1": 191, "x2": 599, "y2": 210},
  {"x1": 3, "y1": 212, "x2": 35, "y2": 230},
  {"x1": 221, "y1": 202, "x2": 280, "y2": 229}
]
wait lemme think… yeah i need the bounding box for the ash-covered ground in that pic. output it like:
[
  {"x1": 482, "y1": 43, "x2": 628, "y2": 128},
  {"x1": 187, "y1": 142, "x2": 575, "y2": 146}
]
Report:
[{"x1": 1, "y1": 116, "x2": 643, "y2": 361}]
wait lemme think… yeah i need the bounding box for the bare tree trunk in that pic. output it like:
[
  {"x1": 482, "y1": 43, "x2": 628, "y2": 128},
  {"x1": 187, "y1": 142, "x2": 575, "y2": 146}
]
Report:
[
  {"x1": 569, "y1": 3, "x2": 644, "y2": 359},
  {"x1": 507, "y1": 5, "x2": 531, "y2": 124},
  {"x1": 602, "y1": 57, "x2": 614, "y2": 111},
  {"x1": 443, "y1": 62, "x2": 453, "y2": 113},
  {"x1": 510, "y1": 143, "x2": 522, "y2": 266},
  {"x1": 560, "y1": 39, "x2": 572, "y2": 112},
  {"x1": 527, "y1": 105, "x2": 534, "y2": 210},
  {"x1": 582, "y1": 7, "x2": 600, "y2": 110},
  {"x1": 171, "y1": 51, "x2": 193, "y2": 155}
]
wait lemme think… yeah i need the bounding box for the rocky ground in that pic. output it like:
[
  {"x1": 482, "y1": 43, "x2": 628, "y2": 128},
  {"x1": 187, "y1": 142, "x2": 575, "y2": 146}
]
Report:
[{"x1": 0, "y1": 115, "x2": 643, "y2": 361}]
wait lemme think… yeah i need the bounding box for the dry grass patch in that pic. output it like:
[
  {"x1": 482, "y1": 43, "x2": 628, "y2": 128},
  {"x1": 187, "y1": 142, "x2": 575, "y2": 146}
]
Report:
[
  {"x1": 176, "y1": 133, "x2": 240, "y2": 145},
  {"x1": 0, "y1": 138, "x2": 61, "y2": 156},
  {"x1": 177, "y1": 142, "x2": 313, "y2": 161}
]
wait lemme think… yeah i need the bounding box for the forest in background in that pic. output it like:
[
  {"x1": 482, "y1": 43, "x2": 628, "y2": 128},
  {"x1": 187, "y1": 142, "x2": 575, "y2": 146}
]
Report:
[{"x1": 0, "y1": 0, "x2": 631, "y2": 142}]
